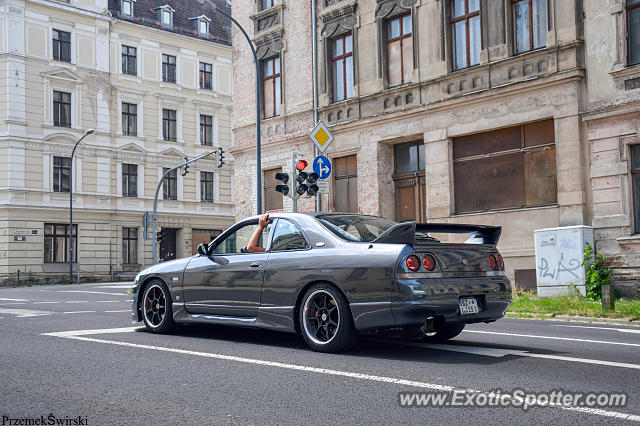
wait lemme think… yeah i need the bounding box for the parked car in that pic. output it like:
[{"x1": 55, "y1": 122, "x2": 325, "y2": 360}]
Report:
[{"x1": 131, "y1": 213, "x2": 512, "y2": 352}]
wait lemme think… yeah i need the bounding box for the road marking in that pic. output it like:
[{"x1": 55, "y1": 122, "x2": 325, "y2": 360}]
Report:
[
  {"x1": 0, "y1": 308, "x2": 51, "y2": 317},
  {"x1": 553, "y1": 324, "x2": 640, "y2": 334},
  {"x1": 463, "y1": 330, "x2": 640, "y2": 348},
  {"x1": 65, "y1": 301, "x2": 89, "y2": 304},
  {"x1": 33, "y1": 302, "x2": 60, "y2": 305},
  {"x1": 95, "y1": 284, "x2": 134, "y2": 289},
  {"x1": 104, "y1": 310, "x2": 130, "y2": 313},
  {"x1": 62, "y1": 311, "x2": 96, "y2": 314},
  {"x1": 0, "y1": 298, "x2": 27, "y2": 302},
  {"x1": 40, "y1": 290, "x2": 125, "y2": 296},
  {"x1": 41, "y1": 327, "x2": 640, "y2": 422},
  {"x1": 384, "y1": 340, "x2": 640, "y2": 370},
  {"x1": 0, "y1": 302, "x2": 27, "y2": 305},
  {"x1": 95, "y1": 300, "x2": 127, "y2": 303}
]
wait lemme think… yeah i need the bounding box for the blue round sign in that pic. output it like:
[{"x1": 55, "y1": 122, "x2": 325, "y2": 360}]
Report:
[{"x1": 313, "y1": 155, "x2": 332, "y2": 180}]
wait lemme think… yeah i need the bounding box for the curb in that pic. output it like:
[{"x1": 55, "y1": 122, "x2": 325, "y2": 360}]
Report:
[{"x1": 506, "y1": 312, "x2": 640, "y2": 326}]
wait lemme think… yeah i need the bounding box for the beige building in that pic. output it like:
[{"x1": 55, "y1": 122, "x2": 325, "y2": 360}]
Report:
[
  {"x1": 584, "y1": 0, "x2": 640, "y2": 296},
  {"x1": 232, "y1": 0, "x2": 589, "y2": 287},
  {"x1": 0, "y1": 0, "x2": 234, "y2": 284}
]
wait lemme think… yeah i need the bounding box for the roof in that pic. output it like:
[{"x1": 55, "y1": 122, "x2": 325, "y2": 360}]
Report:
[{"x1": 108, "y1": 0, "x2": 231, "y2": 46}]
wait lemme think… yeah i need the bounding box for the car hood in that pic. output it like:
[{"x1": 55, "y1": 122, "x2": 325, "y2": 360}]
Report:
[{"x1": 139, "y1": 257, "x2": 193, "y2": 277}]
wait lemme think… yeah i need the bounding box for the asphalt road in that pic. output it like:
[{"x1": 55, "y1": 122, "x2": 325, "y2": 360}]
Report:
[{"x1": 1, "y1": 283, "x2": 639, "y2": 425}]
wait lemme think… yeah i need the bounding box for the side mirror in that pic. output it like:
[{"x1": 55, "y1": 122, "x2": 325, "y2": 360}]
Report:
[{"x1": 196, "y1": 243, "x2": 209, "y2": 256}]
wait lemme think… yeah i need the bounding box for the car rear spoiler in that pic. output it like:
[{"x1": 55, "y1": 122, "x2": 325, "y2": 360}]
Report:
[{"x1": 372, "y1": 222, "x2": 502, "y2": 246}]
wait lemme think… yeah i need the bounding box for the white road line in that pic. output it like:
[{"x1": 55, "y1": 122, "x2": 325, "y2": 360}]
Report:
[
  {"x1": 0, "y1": 302, "x2": 27, "y2": 305},
  {"x1": 0, "y1": 298, "x2": 27, "y2": 302},
  {"x1": 65, "y1": 301, "x2": 89, "y2": 304},
  {"x1": 384, "y1": 340, "x2": 640, "y2": 370},
  {"x1": 95, "y1": 300, "x2": 127, "y2": 303},
  {"x1": 553, "y1": 324, "x2": 640, "y2": 334},
  {"x1": 33, "y1": 302, "x2": 60, "y2": 305},
  {"x1": 95, "y1": 284, "x2": 134, "y2": 289},
  {"x1": 41, "y1": 327, "x2": 640, "y2": 422},
  {"x1": 40, "y1": 290, "x2": 125, "y2": 296},
  {"x1": 104, "y1": 310, "x2": 130, "y2": 313},
  {"x1": 62, "y1": 311, "x2": 96, "y2": 314},
  {"x1": 463, "y1": 330, "x2": 640, "y2": 348},
  {"x1": 0, "y1": 308, "x2": 52, "y2": 317}
]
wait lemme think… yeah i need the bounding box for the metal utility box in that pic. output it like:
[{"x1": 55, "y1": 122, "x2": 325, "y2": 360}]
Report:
[{"x1": 534, "y1": 225, "x2": 594, "y2": 297}]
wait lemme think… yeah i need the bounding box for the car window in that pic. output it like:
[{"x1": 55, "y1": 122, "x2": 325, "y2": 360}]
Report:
[
  {"x1": 212, "y1": 223, "x2": 271, "y2": 254},
  {"x1": 270, "y1": 219, "x2": 308, "y2": 251},
  {"x1": 316, "y1": 214, "x2": 397, "y2": 242}
]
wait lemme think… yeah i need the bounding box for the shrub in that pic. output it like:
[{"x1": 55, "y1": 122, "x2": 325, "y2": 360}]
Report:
[{"x1": 581, "y1": 244, "x2": 613, "y2": 300}]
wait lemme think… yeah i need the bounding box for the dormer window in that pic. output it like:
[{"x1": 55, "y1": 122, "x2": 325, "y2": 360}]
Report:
[
  {"x1": 121, "y1": 0, "x2": 135, "y2": 17},
  {"x1": 191, "y1": 15, "x2": 212, "y2": 38},
  {"x1": 156, "y1": 5, "x2": 175, "y2": 29}
]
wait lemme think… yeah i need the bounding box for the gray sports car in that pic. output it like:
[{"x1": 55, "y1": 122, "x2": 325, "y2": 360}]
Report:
[{"x1": 131, "y1": 213, "x2": 512, "y2": 352}]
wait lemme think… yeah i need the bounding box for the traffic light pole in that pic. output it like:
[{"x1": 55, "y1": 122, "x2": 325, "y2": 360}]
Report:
[
  {"x1": 152, "y1": 151, "x2": 215, "y2": 264},
  {"x1": 292, "y1": 152, "x2": 299, "y2": 213}
]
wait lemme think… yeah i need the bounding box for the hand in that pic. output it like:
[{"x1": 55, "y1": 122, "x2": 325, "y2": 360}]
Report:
[{"x1": 258, "y1": 213, "x2": 271, "y2": 228}]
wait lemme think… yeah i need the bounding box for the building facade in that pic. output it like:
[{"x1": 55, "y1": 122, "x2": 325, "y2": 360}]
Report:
[
  {"x1": 232, "y1": 0, "x2": 589, "y2": 287},
  {"x1": 0, "y1": 0, "x2": 234, "y2": 284},
  {"x1": 584, "y1": 0, "x2": 640, "y2": 296}
]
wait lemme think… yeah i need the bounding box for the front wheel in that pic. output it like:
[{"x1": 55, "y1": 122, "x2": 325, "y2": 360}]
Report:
[
  {"x1": 141, "y1": 280, "x2": 175, "y2": 333},
  {"x1": 299, "y1": 284, "x2": 358, "y2": 352}
]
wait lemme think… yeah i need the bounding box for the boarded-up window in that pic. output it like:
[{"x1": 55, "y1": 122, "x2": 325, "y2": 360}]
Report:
[
  {"x1": 264, "y1": 167, "x2": 284, "y2": 212},
  {"x1": 393, "y1": 141, "x2": 426, "y2": 222},
  {"x1": 334, "y1": 155, "x2": 358, "y2": 213},
  {"x1": 453, "y1": 119, "x2": 557, "y2": 214}
]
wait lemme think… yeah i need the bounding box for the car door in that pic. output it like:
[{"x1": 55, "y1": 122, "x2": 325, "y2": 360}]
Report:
[{"x1": 182, "y1": 221, "x2": 272, "y2": 317}]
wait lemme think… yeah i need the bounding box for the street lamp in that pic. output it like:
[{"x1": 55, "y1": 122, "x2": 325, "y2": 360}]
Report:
[
  {"x1": 199, "y1": 0, "x2": 262, "y2": 215},
  {"x1": 69, "y1": 128, "x2": 94, "y2": 284}
]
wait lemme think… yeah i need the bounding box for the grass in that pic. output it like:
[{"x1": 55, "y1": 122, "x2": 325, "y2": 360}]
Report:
[{"x1": 508, "y1": 290, "x2": 640, "y2": 321}]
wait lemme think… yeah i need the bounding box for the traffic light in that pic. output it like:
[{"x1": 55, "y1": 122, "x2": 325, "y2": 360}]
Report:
[
  {"x1": 275, "y1": 172, "x2": 290, "y2": 196},
  {"x1": 217, "y1": 147, "x2": 225, "y2": 168},
  {"x1": 181, "y1": 157, "x2": 189, "y2": 176},
  {"x1": 156, "y1": 231, "x2": 163, "y2": 242},
  {"x1": 294, "y1": 160, "x2": 319, "y2": 197}
]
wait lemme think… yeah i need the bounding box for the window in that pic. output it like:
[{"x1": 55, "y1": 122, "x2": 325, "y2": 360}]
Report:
[
  {"x1": 200, "y1": 171, "x2": 215, "y2": 202},
  {"x1": 53, "y1": 91, "x2": 71, "y2": 127},
  {"x1": 628, "y1": 0, "x2": 640, "y2": 65},
  {"x1": 163, "y1": 168, "x2": 177, "y2": 200},
  {"x1": 199, "y1": 19, "x2": 209, "y2": 35},
  {"x1": 162, "y1": 109, "x2": 177, "y2": 141},
  {"x1": 334, "y1": 155, "x2": 358, "y2": 213},
  {"x1": 453, "y1": 119, "x2": 557, "y2": 214},
  {"x1": 512, "y1": 0, "x2": 547, "y2": 54},
  {"x1": 199, "y1": 62, "x2": 213, "y2": 90},
  {"x1": 451, "y1": 0, "x2": 480, "y2": 69},
  {"x1": 264, "y1": 168, "x2": 284, "y2": 212},
  {"x1": 212, "y1": 223, "x2": 271, "y2": 254},
  {"x1": 262, "y1": 56, "x2": 281, "y2": 118},
  {"x1": 162, "y1": 54, "x2": 176, "y2": 83},
  {"x1": 316, "y1": 214, "x2": 397, "y2": 243},
  {"x1": 44, "y1": 224, "x2": 77, "y2": 263},
  {"x1": 270, "y1": 219, "x2": 308, "y2": 251},
  {"x1": 631, "y1": 145, "x2": 640, "y2": 233},
  {"x1": 160, "y1": 7, "x2": 174, "y2": 29},
  {"x1": 262, "y1": 0, "x2": 278, "y2": 10},
  {"x1": 122, "y1": 45, "x2": 137, "y2": 76},
  {"x1": 331, "y1": 34, "x2": 354, "y2": 102},
  {"x1": 200, "y1": 114, "x2": 213, "y2": 146},
  {"x1": 53, "y1": 156, "x2": 71, "y2": 193},
  {"x1": 122, "y1": 163, "x2": 138, "y2": 197},
  {"x1": 122, "y1": 0, "x2": 134, "y2": 17},
  {"x1": 122, "y1": 102, "x2": 137, "y2": 136},
  {"x1": 394, "y1": 141, "x2": 426, "y2": 222},
  {"x1": 191, "y1": 229, "x2": 222, "y2": 255},
  {"x1": 122, "y1": 227, "x2": 138, "y2": 264},
  {"x1": 387, "y1": 14, "x2": 413, "y2": 86},
  {"x1": 52, "y1": 29, "x2": 71, "y2": 62}
]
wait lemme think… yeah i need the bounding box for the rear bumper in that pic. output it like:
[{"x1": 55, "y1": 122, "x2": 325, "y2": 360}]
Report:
[{"x1": 392, "y1": 275, "x2": 512, "y2": 327}]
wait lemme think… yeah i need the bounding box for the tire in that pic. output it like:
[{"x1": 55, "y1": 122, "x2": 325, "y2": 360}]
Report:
[
  {"x1": 299, "y1": 284, "x2": 358, "y2": 352},
  {"x1": 420, "y1": 323, "x2": 465, "y2": 342},
  {"x1": 141, "y1": 279, "x2": 175, "y2": 333}
]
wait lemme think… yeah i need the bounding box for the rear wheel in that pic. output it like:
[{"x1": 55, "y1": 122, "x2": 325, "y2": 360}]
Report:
[
  {"x1": 299, "y1": 284, "x2": 358, "y2": 352},
  {"x1": 142, "y1": 280, "x2": 175, "y2": 333}
]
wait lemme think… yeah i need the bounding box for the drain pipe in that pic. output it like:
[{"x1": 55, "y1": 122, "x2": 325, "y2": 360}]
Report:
[{"x1": 312, "y1": 0, "x2": 320, "y2": 212}]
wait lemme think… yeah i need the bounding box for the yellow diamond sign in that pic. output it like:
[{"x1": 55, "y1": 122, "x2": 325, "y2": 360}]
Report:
[{"x1": 309, "y1": 120, "x2": 334, "y2": 153}]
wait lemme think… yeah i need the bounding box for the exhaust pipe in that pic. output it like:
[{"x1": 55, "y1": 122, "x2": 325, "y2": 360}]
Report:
[{"x1": 420, "y1": 316, "x2": 445, "y2": 334}]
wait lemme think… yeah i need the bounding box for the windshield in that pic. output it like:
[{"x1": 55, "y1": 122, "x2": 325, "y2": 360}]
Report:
[{"x1": 316, "y1": 214, "x2": 397, "y2": 242}]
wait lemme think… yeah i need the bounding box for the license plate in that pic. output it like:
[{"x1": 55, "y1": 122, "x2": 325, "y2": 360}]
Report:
[{"x1": 458, "y1": 297, "x2": 479, "y2": 315}]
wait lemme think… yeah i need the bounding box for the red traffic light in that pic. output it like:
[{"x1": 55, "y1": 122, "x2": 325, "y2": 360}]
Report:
[{"x1": 296, "y1": 160, "x2": 308, "y2": 171}]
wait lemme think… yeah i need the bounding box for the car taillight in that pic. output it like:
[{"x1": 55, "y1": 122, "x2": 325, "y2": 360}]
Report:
[
  {"x1": 406, "y1": 255, "x2": 421, "y2": 272},
  {"x1": 497, "y1": 254, "x2": 504, "y2": 270},
  {"x1": 423, "y1": 254, "x2": 436, "y2": 271},
  {"x1": 488, "y1": 254, "x2": 497, "y2": 270}
]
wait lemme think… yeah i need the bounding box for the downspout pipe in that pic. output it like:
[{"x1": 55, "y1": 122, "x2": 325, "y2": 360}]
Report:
[{"x1": 312, "y1": 0, "x2": 320, "y2": 212}]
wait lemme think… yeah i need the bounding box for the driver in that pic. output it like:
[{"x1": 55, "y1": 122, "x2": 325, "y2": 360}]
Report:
[{"x1": 246, "y1": 213, "x2": 272, "y2": 253}]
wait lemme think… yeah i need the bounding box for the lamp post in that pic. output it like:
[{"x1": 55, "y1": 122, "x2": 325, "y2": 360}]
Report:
[
  {"x1": 69, "y1": 128, "x2": 94, "y2": 284},
  {"x1": 200, "y1": 0, "x2": 262, "y2": 215}
]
